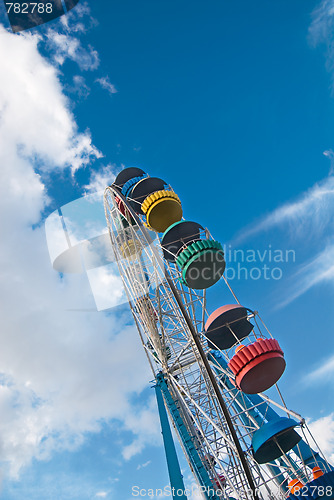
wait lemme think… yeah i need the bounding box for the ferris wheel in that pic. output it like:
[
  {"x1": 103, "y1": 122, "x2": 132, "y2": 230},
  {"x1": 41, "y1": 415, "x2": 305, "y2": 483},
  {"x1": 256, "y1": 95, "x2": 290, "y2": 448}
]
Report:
[{"x1": 104, "y1": 167, "x2": 334, "y2": 500}]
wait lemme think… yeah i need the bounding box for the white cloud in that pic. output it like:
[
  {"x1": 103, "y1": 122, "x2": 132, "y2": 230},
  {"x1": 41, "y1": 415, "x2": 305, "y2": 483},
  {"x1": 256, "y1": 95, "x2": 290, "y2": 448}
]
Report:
[
  {"x1": 96, "y1": 76, "x2": 118, "y2": 96},
  {"x1": 45, "y1": 3, "x2": 100, "y2": 71},
  {"x1": 84, "y1": 164, "x2": 120, "y2": 195},
  {"x1": 0, "y1": 27, "x2": 101, "y2": 175},
  {"x1": 46, "y1": 31, "x2": 100, "y2": 70},
  {"x1": 87, "y1": 264, "x2": 127, "y2": 310},
  {"x1": 69, "y1": 75, "x2": 91, "y2": 98},
  {"x1": 0, "y1": 25, "x2": 158, "y2": 482},
  {"x1": 95, "y1": 491, "x2": 109, "y2": 498},
  {"x1": 59, "y1": 1, "x2": 98, "y2": 34},
  {"x1": 137, "y1": 460, "x2": 151, "y2": 470},
  {"x1": 308, "y1": 413, "x2": 334, "y2": 464},
  {"x1": 121, "y1": 396, "x2": 160, "y2": 460},
  {"x1": 182, "y1": 474, "x2": 206, "y2": 500}
]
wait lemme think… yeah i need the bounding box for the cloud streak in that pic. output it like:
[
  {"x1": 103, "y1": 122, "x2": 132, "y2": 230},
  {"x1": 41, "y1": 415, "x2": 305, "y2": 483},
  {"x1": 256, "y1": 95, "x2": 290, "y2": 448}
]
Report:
[
  {"x1": 232, "y1": 174, "x2": 334, "y2": 246},
  {"x1": 303, "y1": 353, "x2": 334, "y2": 384},
  {"x1": 309, "y1": 0, "x2": 334, "y2": 90},
  {"x1": 230, "y1": 166, "x2": 334, "y2": 308},
  {"x1": 273, "y1": 244, "x2": 334, "y2": 308},
  {"x1": 96, "y1": 76, "x2": 118, "y2": 96}
]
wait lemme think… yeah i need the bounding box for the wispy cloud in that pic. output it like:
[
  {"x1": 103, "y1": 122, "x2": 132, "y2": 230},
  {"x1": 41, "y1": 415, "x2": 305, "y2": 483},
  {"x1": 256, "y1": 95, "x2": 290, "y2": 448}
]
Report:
[
  {"x1": 46, "y1": 31, "x2": 100, "y2": 70},
  {"x1": 303, "y1": 353, "x2": 334, "y2": 384},
  {"x1": 232, "y1": 173, "x2": 334, "y2": 245},
  {"x1": 323, "y1": 149, "x2": 334, "y2": 174},
  {"x1": 137, "y1": 460, "x2": 151, "y2": 470},
  {"x1": 310, "y1": 1, "x2": 334, "y2": 62},
  {"x1": 68, "y1": 75, "x2": 91, "y2": 99},
  {"x1": 308, "y1": 0, "x2": 334, "y2": 93},
  {"x1": 309, "y1": 0, "x2": 334, "y2": 44},
  {"x1": 45, "y1": 3, "x2": 100, "y2": 70},
  {"x1": 95, "y1": 492, "x2": 109, "y2": 498},
  {"x1": 274, "y1": 244, "x2": 334, "y2": 308},
  {"x1": 59, "y1": 1, "x2": 98, "y2": 34},
  {"x1": 96, "y1": 76, "x2": 118, "y2": 96}
]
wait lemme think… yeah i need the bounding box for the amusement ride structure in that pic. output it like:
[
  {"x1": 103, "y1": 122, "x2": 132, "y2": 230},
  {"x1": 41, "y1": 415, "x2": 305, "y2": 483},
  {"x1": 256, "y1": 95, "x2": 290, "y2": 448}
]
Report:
[{"x1": 103, "y1": 167, "x2": 334, "y2": 500}]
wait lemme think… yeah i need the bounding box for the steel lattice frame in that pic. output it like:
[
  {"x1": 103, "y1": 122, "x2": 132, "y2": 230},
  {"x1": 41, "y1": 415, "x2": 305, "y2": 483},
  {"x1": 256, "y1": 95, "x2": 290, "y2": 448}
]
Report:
[{"x1": 104, "y1": 186, "x2": 332, "y2": 500}]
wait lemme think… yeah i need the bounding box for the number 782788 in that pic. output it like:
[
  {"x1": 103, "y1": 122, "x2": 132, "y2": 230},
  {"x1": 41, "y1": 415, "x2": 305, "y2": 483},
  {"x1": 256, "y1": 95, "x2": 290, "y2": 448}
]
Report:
[{"x1": 5, "y1": 3, "x2": 53, "y2": 14}]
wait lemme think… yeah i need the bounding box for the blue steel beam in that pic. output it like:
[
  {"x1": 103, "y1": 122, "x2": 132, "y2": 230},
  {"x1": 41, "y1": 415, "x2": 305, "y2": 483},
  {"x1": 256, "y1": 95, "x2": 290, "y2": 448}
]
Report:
[
  {"x1": 156, "y1": 372, "x2": 221, "y2": 500},
  {"x1": 155, "y1": 381, "x2": 188, "y2": 500}
]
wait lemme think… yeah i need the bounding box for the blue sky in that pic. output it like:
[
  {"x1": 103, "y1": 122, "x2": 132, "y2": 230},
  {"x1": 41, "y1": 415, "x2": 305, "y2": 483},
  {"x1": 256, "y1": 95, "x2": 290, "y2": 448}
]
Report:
[{"x1": 0, "y1": 0, "x2": 334, "y2": 498}]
